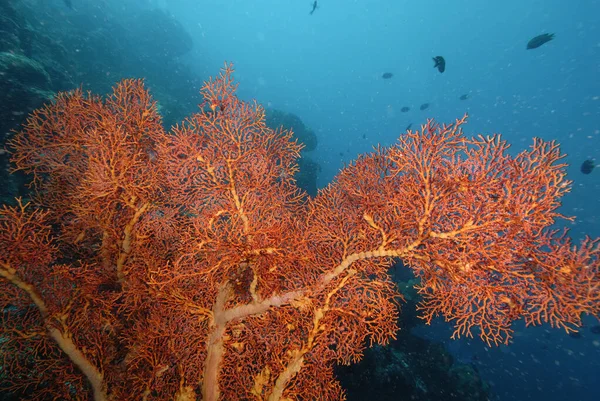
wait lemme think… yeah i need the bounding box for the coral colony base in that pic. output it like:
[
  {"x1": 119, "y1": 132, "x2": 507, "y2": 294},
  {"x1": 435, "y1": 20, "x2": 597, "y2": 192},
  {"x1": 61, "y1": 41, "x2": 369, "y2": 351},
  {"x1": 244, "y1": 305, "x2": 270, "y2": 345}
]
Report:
[{"x1": 1, "y1": 64, "x2": 599, "y2": 401}]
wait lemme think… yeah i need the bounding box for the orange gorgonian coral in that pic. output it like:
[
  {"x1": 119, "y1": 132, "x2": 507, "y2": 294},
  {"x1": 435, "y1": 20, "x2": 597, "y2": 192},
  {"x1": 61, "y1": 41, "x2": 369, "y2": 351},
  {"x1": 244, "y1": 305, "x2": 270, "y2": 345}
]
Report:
[{"x1": 1, "y1": 63, "x2": 598, "y2": 401}]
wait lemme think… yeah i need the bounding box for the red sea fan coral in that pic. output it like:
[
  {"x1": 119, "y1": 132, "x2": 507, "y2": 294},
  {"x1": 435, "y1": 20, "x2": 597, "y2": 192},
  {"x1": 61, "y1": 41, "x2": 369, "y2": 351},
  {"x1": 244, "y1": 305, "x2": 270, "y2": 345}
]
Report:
[{"x1": 1, "y1": 63, "x2": 598, "y2": 401}]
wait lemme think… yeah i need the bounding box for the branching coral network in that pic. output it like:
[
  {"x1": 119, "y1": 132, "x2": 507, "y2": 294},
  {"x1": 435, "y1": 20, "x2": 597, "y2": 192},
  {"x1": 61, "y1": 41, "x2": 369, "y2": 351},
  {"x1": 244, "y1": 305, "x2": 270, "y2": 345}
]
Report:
[{"x1": 1, "y1": 63, "x2": 598, "y2": 401}]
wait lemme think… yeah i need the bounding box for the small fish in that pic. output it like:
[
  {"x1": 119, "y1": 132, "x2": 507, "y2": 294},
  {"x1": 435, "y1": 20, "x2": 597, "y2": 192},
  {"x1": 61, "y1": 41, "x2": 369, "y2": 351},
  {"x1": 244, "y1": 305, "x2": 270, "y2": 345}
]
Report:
[
  {"x1": 63, "y1": 0, "x2": 73, "y2": 8},
  {"x1": 527, "y1": 33, "x2": 554, "y2": 49},
  {"x1": 459, "y1": 94, "x2": 469, "y2": 100},
  {"x1": 382, "y1": 72, "x2": 393, "y2": 79},
  {"x1": 405, "y1": 123, "x2": 413, "y2": 131},
  {"x1": 581, "y1": 159, "x2": 595, "y2": 174},
  {"x1": 309, "y1": 1, "x2": 318, "y2": 15},
  {"x1": 432, "y1": 56, "x2": 445, "y2": 73},
  {"x1": 401, "y1": 106, "x2": 410, "y2": 112},
  {"x1": 419, "y1": 103, "x2": 429, "y2": 111},
  {"x1": 591, "y1": 325, "x2": 600, "y2": 334}
]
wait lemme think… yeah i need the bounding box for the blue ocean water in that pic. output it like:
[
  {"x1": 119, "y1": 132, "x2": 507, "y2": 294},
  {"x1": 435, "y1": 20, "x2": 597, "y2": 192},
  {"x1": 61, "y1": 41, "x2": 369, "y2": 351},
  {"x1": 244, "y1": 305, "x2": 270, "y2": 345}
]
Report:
[{"x1": 1, "y1": 0, "x2": 599, "y2": 400}]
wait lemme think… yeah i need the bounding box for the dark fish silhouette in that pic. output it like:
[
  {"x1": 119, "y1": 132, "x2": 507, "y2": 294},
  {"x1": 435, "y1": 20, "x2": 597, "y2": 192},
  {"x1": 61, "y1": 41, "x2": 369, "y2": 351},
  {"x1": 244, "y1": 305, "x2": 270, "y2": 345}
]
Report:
[
  {"x1": 310, "y1": 1, "x2": 318, "y2": 15},
  {"x1": 64, "y1": 0, "x2": 73, "y2": 8},
  {"x1": 433, "y1": 56, "x2": 445, "y2": 73},
  {"x1": 459, "y1": 94, "x2": 469, "y2": 100},
  {"x1": 581, "y1": 159, "x2": 595, "y2": 174},
  {"x1": 382, "y1": 72, "x2": 393, "y2": 79},
  {"x1": 401, "y1": 106, "x2": 410, "y2": 113},
  {"x1": 527, "y1": 33, "x2": 555, "y2": 50},
  {"x1": 405, "y1": 123, "x2": 413, "y2": 131},
  {"x1": 591, "y1": 325, "x2": 600, "y2": 334},
  {"x1": 420, "y1": 103, "x2": 429, "y2": 111}
]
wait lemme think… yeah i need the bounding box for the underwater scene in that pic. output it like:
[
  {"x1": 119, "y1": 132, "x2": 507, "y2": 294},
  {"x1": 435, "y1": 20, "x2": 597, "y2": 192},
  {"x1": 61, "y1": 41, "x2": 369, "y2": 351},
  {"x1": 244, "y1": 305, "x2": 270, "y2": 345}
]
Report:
[{"x1": 0, "y1": 0, "x2": 599, "y2": 400}]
